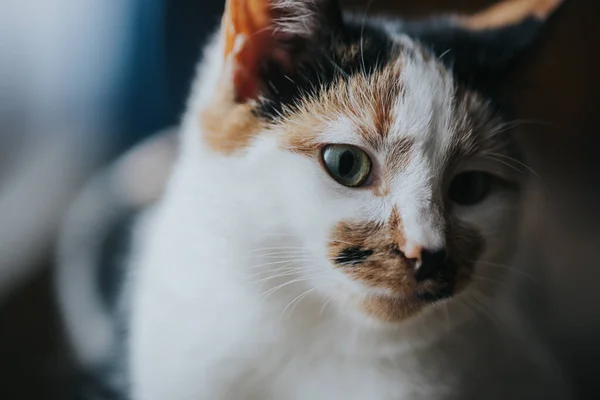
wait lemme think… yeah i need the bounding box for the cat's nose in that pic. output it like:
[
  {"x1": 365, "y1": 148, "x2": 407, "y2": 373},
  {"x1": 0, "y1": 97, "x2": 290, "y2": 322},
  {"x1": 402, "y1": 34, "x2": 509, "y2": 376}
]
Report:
[
  {"x1": 414, "y1": 249, "x2": 448, "y2": 282},
  {"x1": 402, "y1": 243, "x2": 423, "y2": 261}
]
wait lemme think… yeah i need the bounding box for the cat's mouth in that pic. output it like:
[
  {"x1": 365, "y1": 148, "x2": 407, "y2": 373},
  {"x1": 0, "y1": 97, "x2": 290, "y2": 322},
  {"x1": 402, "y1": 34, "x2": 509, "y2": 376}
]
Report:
[
  {"x1": 334, "y1": 254, "x2": 474, "y2": 322},
  {"x1": 327, "y1": 220, "x2": 481, "y2": 322},
  {"x1": 414, "y1": 285, "x2": 454, "y2": 303},
  {"x1": 358, "y1": 279, "x2": 467, "y2": 323}
]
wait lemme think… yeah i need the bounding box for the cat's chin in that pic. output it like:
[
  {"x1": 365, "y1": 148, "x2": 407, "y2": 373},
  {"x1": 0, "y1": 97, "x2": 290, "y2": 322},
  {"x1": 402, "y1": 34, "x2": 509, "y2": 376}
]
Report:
[
  {"x1": 342, "y1": 286, "x2": 468, "y2": 328},
  {"x1": 357, "y1": 294, "x2": 433, "y2": 323},
  {"x1": 329, "y1": 273, "x2": 468, "y2": 325},
  {"x1": 339, "y1": 293, "x2": 472, "y2": 348}
]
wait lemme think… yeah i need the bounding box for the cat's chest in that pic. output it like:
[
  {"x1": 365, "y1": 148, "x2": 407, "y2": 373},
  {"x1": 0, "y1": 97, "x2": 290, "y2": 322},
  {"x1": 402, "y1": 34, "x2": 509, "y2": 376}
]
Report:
[{"x1": 222, "y1": 341, "x2": 428, "y2": 400}]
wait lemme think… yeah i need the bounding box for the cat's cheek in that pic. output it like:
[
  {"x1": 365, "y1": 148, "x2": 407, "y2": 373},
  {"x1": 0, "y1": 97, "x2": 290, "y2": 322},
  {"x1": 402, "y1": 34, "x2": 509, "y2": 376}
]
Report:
[
  {"x1": 453, "y1": 191, "x2": 521, "y2": 257},
  {"x1": 451, "y1": 191, "x2": 522, "y2": 295},
  {"x1": 269, "y1": 150, "x2": 366, "y2": 233}
]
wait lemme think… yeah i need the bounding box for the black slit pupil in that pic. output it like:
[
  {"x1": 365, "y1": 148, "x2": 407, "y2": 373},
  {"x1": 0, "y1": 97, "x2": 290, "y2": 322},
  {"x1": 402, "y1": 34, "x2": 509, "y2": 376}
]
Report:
[{"x1": 338, "y1": 151, "x2": 355, "y2": 177}]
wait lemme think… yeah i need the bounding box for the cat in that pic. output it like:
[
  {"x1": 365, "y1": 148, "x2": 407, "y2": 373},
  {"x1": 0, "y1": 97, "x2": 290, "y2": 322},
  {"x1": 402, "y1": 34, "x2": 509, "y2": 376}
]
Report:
[{"x1": 57, "y1": 0, "x2": 573, "y2": 399}]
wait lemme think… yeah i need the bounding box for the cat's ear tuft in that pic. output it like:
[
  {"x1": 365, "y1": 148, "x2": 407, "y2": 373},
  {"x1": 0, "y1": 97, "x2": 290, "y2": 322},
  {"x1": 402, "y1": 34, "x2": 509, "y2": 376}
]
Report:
[
  {"x1": 403, "y1": 0, "x2": 566, "y2": 88},
  {"x1": 222, "y1": 0, "x2": 343, "y2": 102}
]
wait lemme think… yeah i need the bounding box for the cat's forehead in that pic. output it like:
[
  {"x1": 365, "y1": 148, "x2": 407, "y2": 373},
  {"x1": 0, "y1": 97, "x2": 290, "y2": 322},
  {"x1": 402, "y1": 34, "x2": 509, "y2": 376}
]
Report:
[
  {"x1": 279, "y1": 38, "x2": 491, "y2": 167},
  {"x1": 202, "y1": 0, "x2": 564, "y2": 158}
]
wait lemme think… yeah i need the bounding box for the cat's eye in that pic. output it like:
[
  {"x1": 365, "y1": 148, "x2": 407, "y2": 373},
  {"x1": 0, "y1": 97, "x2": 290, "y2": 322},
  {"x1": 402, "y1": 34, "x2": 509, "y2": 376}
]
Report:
[
  {"x1": 448, "y1": 171, "x2": 491, "y2": 206},
  {"x1": 322, "y1": 144, "x2": 372, "y2": 187}
]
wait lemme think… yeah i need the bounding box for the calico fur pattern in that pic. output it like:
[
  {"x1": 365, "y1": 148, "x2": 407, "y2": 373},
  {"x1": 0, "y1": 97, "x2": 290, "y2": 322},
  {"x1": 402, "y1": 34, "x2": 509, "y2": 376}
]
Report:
[{"x1": 57, "y1": 1, "x2": 572, "y2": 399}]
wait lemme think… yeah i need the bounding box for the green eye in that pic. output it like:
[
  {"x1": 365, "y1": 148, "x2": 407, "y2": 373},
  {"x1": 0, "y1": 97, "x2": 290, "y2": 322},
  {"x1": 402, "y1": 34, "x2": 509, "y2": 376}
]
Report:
[{"x1": 322, "y1": 144, "x2": 372, "y2": 187}]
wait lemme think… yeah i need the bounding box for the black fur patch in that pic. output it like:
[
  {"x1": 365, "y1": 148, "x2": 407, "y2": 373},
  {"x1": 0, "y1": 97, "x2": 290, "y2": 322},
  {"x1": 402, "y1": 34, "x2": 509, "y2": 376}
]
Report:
[
  {"x1": 414, "y1": 250, "x2": 459, "y2": 303},
  {"x1": 414, "y1": 249, "x2": 448, "y2": 283},
  {"x1": 336, "y1": 246, "x2": 374, "y2": 265},
  {"x1": 255, "y1": 10, "x2": 551, "y2": 120},
  {"x1": 255, "y1": 20, "x2": 394, "y2": 120},
  {"x1": 396, "y1": 17, "x2": 544, "y2": 97},
  {"x1": 415, "y1": 285, "x2": 454, "y2": 303}
]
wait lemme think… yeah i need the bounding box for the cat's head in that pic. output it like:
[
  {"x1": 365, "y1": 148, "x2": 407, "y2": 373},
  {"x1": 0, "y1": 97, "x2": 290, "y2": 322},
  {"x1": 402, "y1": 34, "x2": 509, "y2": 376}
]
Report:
[{"x1": 190, "y1": 0, "x2": 564, "y2": 323}]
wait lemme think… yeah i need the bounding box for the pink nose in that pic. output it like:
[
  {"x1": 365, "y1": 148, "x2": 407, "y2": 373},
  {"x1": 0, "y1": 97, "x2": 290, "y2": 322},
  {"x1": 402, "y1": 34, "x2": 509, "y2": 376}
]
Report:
[{"x1": 402, "y1": 243, "x2": 423, "y2": 261}]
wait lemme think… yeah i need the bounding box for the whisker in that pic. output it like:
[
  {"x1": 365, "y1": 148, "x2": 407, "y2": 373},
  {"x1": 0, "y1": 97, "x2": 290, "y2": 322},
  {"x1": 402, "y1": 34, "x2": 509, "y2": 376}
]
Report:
[
  {"x1": 250, "y1": 270, "x2": 305, "y2": 285},
  {"x1": 436, "y1": 48, "x2": 452, "y2": 62},
  {"x1": 486, "y1": 152, "x2": 543, "y2": 182},
  {"x1": 468, "y1": 289, "x2": 500, "y2": 327},
  {"x1": 248, "y1": 259, "x2": 314, "y2": 269},
  {"x1": 456, "y1": 295, "x2": 487, "y2": 328},
  {"x1": 359, "y1": 0, "x2": 376, "y2": 75},
  {"x1": 469, "y1": 296, "x2": 494, "y2": 324},
  {"x1": 320, "y1": 296, "x2": 333, "y2": 317},
  {"x1": 323, "y1": 53, "x2": 349, "y2": 79},
  {"x1": 328, "y1": 238, "x2": 362, "y2": 247},
  {"x1": 247, "y1": 264, "x2": 322, "y2": 284},
  {"x1": 488, "y1": 119, "x2": 555, "y2": 137},
  {"x1": 476, "y1": 260, "x2": 537, "y2": 283},
  {"x1": 484, "y1": 154, "x2": 525, "y2": 175},
  {"x1": 247, "y1": 251, "x2": 311, "y2": 258},
  {"x1": 470, "y1": 275, "x2": 505, "y2": 288},
  {"x1": 282, "y1": 287, "x2": 319, "y2": 320},
  {"x1": 246, "y1": 265, "x2": 300, "y2": 280},
  {"x1": 259, "y1": 276, "x2": 317, "y2": 302},
  {"x1": 250, "y1": 246, "x2": 307, "y2": 252}
]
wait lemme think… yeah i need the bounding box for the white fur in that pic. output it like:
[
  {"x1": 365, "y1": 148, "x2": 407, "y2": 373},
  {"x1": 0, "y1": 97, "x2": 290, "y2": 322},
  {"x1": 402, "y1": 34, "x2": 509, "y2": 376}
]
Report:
[
  {"x1": 127, "y1": 24, "x2": 569, "y2": 400},
  {"x1": 271, "y1": 0, "x2": 331, "y2": 36}
]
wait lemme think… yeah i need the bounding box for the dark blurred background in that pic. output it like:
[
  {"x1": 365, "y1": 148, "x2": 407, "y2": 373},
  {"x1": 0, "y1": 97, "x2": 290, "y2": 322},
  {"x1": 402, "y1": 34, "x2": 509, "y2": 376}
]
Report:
[{"x1": 0, "y1": 0, "x2": 599, "y2": 399}]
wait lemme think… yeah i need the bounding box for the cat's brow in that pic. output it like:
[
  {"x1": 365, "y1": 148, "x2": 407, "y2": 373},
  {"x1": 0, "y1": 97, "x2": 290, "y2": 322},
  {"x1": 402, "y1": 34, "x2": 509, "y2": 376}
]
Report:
[
  {"x1": 385, "y1": 137, "x2": 414, "y2": 173},
  {"x1": 279, "y1": 61, "x2": 405, "y2": 158}
]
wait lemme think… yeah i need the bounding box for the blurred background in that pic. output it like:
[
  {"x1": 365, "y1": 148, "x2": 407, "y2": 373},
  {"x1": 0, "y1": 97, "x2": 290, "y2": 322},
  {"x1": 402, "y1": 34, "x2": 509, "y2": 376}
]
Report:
[{"x1": 0, "y1": 0, "x2": 598, "y2": 399}]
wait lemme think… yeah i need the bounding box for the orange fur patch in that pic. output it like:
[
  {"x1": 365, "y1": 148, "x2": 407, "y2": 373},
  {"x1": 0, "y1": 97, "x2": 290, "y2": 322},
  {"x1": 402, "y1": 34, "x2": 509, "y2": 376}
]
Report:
[
  {"x1": 327, "y1": 214, "x2": 484, "y2": 322},
  {"x1": 372, "y1": 182, "x2": 391, "y2": 197},
  {"x1": 361, "y1": 295, "x2": 418, "y2": 322},
  {"x1": 223, "y1": 0, "x2": 275, "y2": 101},
  {"x1": 201, "y1": 0, "x2": 273, "y2": 154},
  {"x1": 328, "y1": 219, "x2": 411, "y2": 292},
  {"x1": 200, "y1": 75, "x2": 265, "y2": 155},
  {"x1": 328, "y1": 217, "x2": 424, "y2": 322},
  {"x1": 280, "y1": 61, "x2": 404, "y2": 151},
  {"x1": 460, "y1": 0, "x2": 564, "y2": 31},
  {"x1": 280, "y1": 61, "x2": 407, "y2": 194},
  {"x1": 389, "y1": 206, "x2": 405, "y2": 249},
  {"x1": 223, "y1": 0, "x2": 271, "y2": 58}
]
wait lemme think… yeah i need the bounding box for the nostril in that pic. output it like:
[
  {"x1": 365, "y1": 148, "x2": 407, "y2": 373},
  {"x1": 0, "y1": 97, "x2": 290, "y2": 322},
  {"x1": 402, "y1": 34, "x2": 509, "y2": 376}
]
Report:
[
  {"x1": 391, "y1": 244, "x2": 418, "y2": 267},
  {"x1": 415, "y1": 249, "x2": 447, "y2": 282}
]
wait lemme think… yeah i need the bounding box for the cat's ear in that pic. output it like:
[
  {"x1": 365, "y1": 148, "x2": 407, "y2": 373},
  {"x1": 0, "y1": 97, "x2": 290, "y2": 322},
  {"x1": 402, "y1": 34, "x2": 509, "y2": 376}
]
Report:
[
  {"x1": 402, "y1": 0, "x2": 566, "y2": 87},
  {"x1": 221, "y1": 0, "x2": 343, "y2": 102}
]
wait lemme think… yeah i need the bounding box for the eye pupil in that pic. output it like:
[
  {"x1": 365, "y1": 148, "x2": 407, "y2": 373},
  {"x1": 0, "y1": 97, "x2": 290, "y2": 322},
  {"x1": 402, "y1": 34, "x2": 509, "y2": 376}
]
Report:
[
  {"x1": 322, "y1": 145, "x2": 371, "y2": 187},
  {"x1": 448, "y1": 171, "x2": 491, "y2": 206},
  {"x1": 338, "y1": 151, "x2": 355, "y2": 177}
]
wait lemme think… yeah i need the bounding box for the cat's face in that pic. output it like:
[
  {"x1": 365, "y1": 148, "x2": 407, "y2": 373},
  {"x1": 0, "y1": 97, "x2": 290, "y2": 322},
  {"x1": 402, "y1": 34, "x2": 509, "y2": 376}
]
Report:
[
  {"x1": 194, "y1": 0, "x2": 562, "y2": 322},
  {"x1": 262, "y1": 48, "x2": 522, "y2": 322}
]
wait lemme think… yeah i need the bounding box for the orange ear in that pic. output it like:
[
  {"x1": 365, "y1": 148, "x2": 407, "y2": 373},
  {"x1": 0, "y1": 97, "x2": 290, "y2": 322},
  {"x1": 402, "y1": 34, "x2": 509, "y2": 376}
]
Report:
[
  {"x1": 222, "y1": 0, "x2": 275, "y2": 102},
  {"x1": 460, "y1": 0, "x2": 565, "y2": 30}
]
